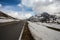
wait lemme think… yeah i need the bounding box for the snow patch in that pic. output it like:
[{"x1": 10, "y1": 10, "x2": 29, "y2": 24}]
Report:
[{"x1": 28, "y1": 21, "x2": 60, "y2": 40}]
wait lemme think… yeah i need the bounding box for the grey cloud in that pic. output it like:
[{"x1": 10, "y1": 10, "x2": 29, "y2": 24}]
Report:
[
  {"x1": 33, "y1": 0, "x2": 60, "y2": 15},
  {"x1": 20, "y1": 0, "x2": 60, "y2": 15}
]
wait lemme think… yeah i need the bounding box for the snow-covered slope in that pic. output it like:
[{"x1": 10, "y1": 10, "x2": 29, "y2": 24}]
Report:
[
  {"x1": 0, "y1": 11, "x2": 16, "y2": 19},
  {"x1": 0, "y1": 11, "x2": 19, "y2": 23},
  {"x1": 0, "y1": 19, "x2": 15, "y2": 23},
  {"x1": 28, "y1": 21, "x2": 60, "y2": 40},
  {"x1": 28, "y1": 12, "x2": 60, "y2": 23}
]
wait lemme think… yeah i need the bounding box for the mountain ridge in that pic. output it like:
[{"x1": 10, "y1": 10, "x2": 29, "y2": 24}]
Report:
[{"x1": 0, "y1": 11, "x2": 17, "y2": 19}]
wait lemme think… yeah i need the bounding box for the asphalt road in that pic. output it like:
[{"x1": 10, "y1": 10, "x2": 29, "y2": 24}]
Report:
[{"x1": 0, "y1": 21, "x2": 25, "y2": 40}]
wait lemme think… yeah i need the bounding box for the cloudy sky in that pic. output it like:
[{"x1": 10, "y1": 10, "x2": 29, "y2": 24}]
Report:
[{"x1": 0, "y1": 0, "x2": 60, "y2": 19}]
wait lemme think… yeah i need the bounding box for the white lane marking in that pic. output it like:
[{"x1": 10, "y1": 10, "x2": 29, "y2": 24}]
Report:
[{"x1": 18, "y1": 23, "x2": 26, "y2": 40}]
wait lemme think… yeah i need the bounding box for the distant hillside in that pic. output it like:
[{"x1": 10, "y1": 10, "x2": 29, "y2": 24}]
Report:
[
  {"x1": 0, "y1": 11, "x2": 17, "y2": 19},
  {"x1": 28, "y1": 12, "x2": 58, "y2": 23}
]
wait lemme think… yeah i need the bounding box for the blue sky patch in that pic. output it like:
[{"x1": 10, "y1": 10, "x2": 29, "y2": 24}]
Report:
[
  {"x1": 0, "y1": 0, "x2": 21, "y2": 5},
  {"x1": 0, "y1": 0, "x2": 33, "y2": 12}
]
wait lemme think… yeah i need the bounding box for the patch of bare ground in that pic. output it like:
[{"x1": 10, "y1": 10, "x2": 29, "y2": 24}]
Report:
[{"x1": 21, "y1": 22, "x2": 35, "y2": 40}]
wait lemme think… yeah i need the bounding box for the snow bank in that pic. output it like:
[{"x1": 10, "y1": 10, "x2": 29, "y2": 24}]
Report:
[
  {"x1": 0, "y1": 19, "x2": 15, "y2": 23},
  {"x1": 28, "y1": 21, "x2": 60, "y2": 40}
]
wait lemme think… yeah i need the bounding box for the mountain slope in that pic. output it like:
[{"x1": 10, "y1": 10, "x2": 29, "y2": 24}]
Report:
[
  {"x1": 28, "y1": 12, "x2": 59, "y2": 23},
  {"x1": 0, "y1": 11, "x2": 17, "y2": 19}
]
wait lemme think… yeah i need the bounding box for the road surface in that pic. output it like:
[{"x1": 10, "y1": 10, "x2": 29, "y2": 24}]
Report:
[{"x1": 0, "y1": 21, "x2": 25, "y2": 40}]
